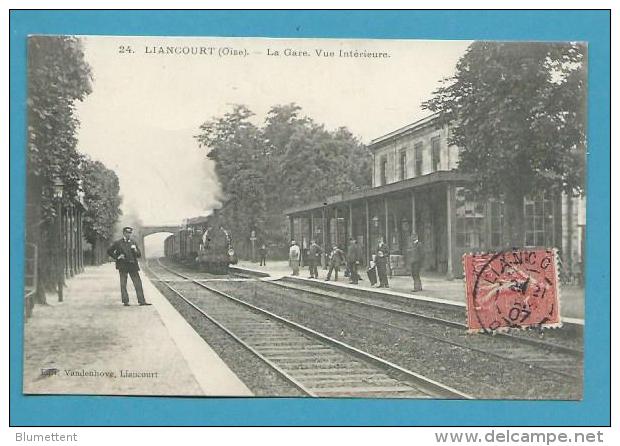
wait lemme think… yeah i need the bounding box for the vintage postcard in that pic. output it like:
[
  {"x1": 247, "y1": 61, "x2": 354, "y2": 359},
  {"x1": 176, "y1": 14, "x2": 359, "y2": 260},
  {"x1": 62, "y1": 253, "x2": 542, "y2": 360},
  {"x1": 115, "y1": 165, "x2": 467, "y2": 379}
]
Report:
[{"x1": 22, "y1": 35, "x2": 586, "y2": 400}]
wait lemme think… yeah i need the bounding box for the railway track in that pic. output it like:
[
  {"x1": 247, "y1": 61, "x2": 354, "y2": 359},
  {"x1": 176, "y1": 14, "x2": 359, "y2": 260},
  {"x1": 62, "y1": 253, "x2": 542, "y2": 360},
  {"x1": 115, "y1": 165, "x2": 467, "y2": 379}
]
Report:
[
  {"x1": 253, "y1": 279, "x2": 584, "y2": 381},
  {"x1": 158, "y1": 259, "x2": 582, "y2": 384},
  {"x1": 146, "y1": 259, "x2": 472, "y2": 399}
]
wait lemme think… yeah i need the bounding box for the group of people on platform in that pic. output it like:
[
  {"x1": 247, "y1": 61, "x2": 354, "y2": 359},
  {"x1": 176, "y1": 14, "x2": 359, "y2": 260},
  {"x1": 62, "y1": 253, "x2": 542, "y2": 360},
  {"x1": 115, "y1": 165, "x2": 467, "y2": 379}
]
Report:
[{"x1": 287, "y1": 233, "x2": 424, "y2": 292}]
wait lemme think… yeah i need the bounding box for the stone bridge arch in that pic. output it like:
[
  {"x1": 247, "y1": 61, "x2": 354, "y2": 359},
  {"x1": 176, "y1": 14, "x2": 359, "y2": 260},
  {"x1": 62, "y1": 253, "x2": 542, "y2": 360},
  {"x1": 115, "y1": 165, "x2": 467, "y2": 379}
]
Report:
[{"x1": 136, "y1": 225, "x2": 182, "y2": 258}]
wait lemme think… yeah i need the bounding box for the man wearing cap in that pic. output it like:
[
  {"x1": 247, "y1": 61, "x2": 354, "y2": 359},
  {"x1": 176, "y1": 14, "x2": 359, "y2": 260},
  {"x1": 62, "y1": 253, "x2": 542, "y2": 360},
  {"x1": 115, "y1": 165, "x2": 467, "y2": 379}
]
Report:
[
  {"x1": 408, "y1": 232, "x2": 424, "y2": 292},
  {"x1": 107, "y1": 227, "x2": 151, "y2": 306}
]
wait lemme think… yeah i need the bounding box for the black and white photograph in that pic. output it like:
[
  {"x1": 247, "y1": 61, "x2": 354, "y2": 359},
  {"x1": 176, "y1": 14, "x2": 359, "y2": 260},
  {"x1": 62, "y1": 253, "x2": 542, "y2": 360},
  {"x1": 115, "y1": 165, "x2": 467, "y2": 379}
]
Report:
[{"x1": 23, "y1": 35, "x2": 586, "y2": 400}]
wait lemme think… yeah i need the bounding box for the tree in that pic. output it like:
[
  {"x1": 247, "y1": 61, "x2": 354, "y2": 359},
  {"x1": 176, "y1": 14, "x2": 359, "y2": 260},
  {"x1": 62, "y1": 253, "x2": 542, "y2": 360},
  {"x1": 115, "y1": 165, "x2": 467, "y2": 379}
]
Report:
[
  {"x1": 195, "y1": 103, "x2": 372, "y2": 258},
  {"x1": 26, "y1": 36, "x2": 93, "y2": 303},
  {"x1": 195, "y1": 105, "x2": 267, "y2": 255},
  {"x1": 264, "y1": 104, "x2": 371, "y2": 209},
  {"x1": 28, "y1": 36, "x2": 93, "y2": 209},
  {"x1": 423, "y1": 41, "x2": 586, "y2": 246},
  {"x1": 80, "y1": 157, "x2": 123, "y2": 264}
]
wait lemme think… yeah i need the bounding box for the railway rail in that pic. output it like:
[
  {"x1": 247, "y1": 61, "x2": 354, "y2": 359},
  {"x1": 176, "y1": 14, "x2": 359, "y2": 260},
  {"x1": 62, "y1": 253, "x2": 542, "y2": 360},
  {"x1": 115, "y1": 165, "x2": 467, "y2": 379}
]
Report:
[
  {"x1": 255, "y1": 279, "x2": 584, "y2": 380},
  {"x1": 159, "y1": 258, "x2": 582, "y2": 382},
  {"x1": 146, "y1": 258, "x2": 472, "y2": 399}
]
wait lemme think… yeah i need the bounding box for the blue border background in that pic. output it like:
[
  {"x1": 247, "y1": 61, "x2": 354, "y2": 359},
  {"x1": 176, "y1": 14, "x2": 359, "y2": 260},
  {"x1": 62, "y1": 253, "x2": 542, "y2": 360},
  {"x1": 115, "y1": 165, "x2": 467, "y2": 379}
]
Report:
[{"x1": 9, "y1": 10, "x2": 611, "y2": 426}]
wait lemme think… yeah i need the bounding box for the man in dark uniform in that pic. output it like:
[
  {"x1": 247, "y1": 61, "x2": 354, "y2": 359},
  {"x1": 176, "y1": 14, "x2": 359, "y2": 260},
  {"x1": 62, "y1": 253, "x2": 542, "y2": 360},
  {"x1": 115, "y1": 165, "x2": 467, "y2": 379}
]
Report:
[
  {"x1": 258, "y1": 243, "x2": 267, "y2": 266},
  {"x1": 408, "y1": 232, "x2": 424, "y2": 292},
  {"x1": 107, "y1": 227, "x2": 151, "y2": 306},
  {"x1": 307, "y1": 240, "x2": 323, "y2": 279},
  {"x1": 346, "y1": 237, "x2": 363, "y2": 284},
  {"x1": 375, "y1": 239, "x2": 390, "y2": 288}
]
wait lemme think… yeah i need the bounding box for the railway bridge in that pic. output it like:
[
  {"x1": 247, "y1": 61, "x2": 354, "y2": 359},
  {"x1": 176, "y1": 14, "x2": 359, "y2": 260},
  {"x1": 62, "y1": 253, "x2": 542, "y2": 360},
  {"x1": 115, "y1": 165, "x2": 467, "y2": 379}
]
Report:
[{"x1": 135, "y1": 225, "x2": 182, "y2": 258}]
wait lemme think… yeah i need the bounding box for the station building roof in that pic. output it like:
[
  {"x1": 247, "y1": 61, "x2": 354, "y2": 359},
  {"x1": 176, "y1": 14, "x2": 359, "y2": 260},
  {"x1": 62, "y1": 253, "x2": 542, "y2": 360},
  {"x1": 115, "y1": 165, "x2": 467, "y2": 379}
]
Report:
[
  {"x1": 368, "y1": 113, "x2": 441, "y2": 151},
  {"x1": 284, "y1": 170, "x2": 472, "y2": 217}
]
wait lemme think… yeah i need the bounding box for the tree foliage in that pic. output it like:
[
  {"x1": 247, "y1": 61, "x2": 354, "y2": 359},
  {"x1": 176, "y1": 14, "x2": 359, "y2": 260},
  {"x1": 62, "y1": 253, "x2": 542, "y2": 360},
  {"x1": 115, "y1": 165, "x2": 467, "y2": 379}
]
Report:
[
  {"x1": 80, "y1": 157, "x2": 123, "y2": 244},
  {"x1": 423, "y1": 41, "x2": 586, "y2": 244},
  {"x1": 27, "y1": 36, "x2": 93, "y2": 219},
  {"x1": 195, "y1": 104, "x2": 372, "y2": 255}
]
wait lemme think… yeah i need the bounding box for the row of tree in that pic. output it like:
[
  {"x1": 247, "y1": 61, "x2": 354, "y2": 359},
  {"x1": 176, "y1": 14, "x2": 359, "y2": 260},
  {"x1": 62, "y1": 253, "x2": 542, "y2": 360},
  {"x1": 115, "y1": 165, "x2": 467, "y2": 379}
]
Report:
[
  {"x1": 27, "y1": 36, "x2": 122, "y2": 305},
  {"x1": 195, "y1": 104, "x2": 372, "y2": 257}
]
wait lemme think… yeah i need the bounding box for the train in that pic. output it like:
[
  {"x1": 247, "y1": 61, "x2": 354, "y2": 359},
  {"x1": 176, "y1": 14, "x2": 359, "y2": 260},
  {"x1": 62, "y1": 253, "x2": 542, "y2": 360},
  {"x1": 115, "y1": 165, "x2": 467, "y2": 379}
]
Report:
[{"x1": 164, "y1": 214, "x2": 238, "y2": 274}]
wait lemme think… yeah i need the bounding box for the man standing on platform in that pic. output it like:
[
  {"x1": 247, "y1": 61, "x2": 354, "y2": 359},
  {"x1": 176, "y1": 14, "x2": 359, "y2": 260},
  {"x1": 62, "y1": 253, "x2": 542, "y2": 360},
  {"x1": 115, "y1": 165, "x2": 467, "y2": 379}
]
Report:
[
  {"x1": 289, "y1": 240, "x2": 301, "y2": 276},
  {"x1": 107, "y1": 227, "x2": 151, "y2": 306},
  {"x1": 307, "y1": 240, "x2": 323, "y2": 279},
  {"x1": 376, "y1": 238, "x2": 390, "y2": 288},
  {"x1": 408, "y1": 232, "x2": 424, "y2": 292},
  {"x1": 258, "y1": 243, "x2": 267, "y2": 266},
  {"x1": 325, "y1": 245, "x2": 346, "y2": 282},
  {"x1": 347, "y1": 237, "x2": 363, "y2": 284}
]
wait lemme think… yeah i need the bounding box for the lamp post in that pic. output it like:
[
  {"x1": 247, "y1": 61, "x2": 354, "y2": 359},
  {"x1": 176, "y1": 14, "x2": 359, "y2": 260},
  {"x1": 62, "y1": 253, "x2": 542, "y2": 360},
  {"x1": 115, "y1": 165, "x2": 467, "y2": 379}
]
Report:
[{"x1": 52, "y1": 176, "x2": 64, "y2": 302}]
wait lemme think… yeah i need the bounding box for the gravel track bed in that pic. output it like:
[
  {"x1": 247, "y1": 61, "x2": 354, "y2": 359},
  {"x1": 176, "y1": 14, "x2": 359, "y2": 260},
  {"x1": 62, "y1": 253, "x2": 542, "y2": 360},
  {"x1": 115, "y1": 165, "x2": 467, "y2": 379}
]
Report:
[
  {"x1": 160, "y1": 258, "x2": 583, "y2": 351},
  {"x1": 144, "y1": 266, "x2": 304, "y2": 397},
  {"x1": 156, "y1": 259, "x2": 581, "y2": 398},
  {"x1": 153, "y1": 274, "x2": 445, "y2": 398},
  {"x1": 246, "y1": 282, "x2": 583, "y2": 378},
  {"x1": 280, "y1": 279, "x2": 584, "y2": 351},
  {"x1": 204, "y1": 280, "x2": 581, "y2": 399}
]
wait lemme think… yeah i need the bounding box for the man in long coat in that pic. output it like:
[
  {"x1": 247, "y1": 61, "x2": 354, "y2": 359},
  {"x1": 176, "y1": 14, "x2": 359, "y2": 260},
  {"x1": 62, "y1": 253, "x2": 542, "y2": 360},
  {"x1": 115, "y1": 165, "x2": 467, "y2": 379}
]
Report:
[
  {"x1": 346, "y1": 238, "x2": 363, "y2": 284},
  {"x1": 375, "y1": 239, "x2": 390, "y2": 288},
  {"x1": 107, "y1": 226, "x2": 151, "y2": 306},
  {"x1": 307, "y1": 240, "x2": 323, "y2": 279},
  {"x1": 407, "y1": 232, "x2": 424, "y2": 292}
]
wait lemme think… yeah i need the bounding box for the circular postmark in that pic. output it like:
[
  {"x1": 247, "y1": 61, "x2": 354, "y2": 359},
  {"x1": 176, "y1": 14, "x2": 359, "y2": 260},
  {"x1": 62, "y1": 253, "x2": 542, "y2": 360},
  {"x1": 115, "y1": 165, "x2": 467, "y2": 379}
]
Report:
[{"x1": 468, "y1": 249, "x2": 559, "y2": 333}]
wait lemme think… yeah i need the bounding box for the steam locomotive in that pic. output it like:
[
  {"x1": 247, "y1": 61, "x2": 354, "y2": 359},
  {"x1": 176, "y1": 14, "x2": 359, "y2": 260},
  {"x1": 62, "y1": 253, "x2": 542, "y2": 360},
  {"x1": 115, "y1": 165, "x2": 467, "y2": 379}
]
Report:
[{"x1": 164, "y1": 214, "x2": 237, "y2": 274}]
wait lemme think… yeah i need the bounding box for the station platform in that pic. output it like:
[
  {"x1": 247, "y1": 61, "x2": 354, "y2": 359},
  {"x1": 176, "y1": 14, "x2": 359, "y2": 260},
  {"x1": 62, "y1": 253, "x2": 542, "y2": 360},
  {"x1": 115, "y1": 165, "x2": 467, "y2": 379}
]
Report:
[
  {"x1": 23, "y1": 262, "x2": 253, "y2": 397},
  {"x1": 234, "y1": 260, "x2": 585, "y2": 321}
]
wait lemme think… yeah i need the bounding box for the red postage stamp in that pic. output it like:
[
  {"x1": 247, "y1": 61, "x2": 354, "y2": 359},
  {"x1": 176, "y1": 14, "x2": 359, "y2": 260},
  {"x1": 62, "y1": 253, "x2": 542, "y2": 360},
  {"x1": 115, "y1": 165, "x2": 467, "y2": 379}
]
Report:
[{"x1": 463, "y1": 249, "x2": 561, "y2": 332}]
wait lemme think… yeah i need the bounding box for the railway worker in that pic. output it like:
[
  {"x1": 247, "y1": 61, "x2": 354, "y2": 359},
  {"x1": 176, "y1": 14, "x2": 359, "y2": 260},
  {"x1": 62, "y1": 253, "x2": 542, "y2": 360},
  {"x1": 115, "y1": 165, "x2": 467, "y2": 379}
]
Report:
[
  {"x1": 307, "y1": 240, "x2": 323, "y2": 279},
  {"x1": 107, "y1": 227, "x2": 151, "y2": 306},
  {"x1": 289, "y1": 240, "x2": 301, "y2": 276},
  {"x1": 346, "y1": 237, "x2": 363, "y2": 285},
  {"x1": 375, "y1": 239, "x2": 390, "y2": 288},
  {"x1": 325, "y1": 245, "x2": 346, "y2": 281},
  {"x1": 407, "y1": 232, "x2": 424, "y2": 292},
  {"x1": 259, "y1": 243, "x2": 267, "y2": 266}
]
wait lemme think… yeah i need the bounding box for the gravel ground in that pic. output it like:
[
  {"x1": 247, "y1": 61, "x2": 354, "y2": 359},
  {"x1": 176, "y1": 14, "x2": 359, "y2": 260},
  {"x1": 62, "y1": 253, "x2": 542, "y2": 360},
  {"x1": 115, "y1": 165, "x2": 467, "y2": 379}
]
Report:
[
  {"x1": 206, "y1": 280, "x2": 582, "y2": 400},
  {"x1": 277, "y1": 280, "x2": 584, "y2": 352},
  {"x1": 161, "y1": 258, "x2": 583, "y2": 351},
  {"x1": 144, "y1": 265, "x2": 305, "y2": 397},
  {"x1": 155, "y1": 259, "x2": 582, "y2": 399}
]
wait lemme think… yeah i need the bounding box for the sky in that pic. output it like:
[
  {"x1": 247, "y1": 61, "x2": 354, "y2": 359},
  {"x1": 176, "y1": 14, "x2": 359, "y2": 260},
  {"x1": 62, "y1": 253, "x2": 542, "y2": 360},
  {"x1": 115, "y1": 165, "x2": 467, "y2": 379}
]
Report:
[{"x1": 75, "y1": 36, "x2": 471, "y2": 226}]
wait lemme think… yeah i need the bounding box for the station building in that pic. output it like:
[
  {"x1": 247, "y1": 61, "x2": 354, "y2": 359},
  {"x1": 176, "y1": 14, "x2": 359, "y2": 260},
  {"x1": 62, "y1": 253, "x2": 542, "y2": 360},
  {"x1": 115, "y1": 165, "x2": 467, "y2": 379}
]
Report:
[{"x1": 283, "y1": 114, "x2": 585, "y2": 279}]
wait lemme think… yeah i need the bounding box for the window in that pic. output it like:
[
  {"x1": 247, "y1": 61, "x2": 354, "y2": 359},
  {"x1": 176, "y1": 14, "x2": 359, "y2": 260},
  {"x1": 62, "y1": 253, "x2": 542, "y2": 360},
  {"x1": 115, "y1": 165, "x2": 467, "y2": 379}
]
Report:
[
  {"x1": 414, "y1": 142, "x2": 423, "y2": 176},
  {"x1": 455, "y1": 187, "x2": 485, "y2": 249},
  {"x1": 379, "y1": 156, "x2": 387, "y2": 186},
  {"x1": 524, "y1": 195, "x2": 554, "y2": 247},
  {"x1": 399, "y1": 149, "x2": 407, "y2": 180},
  {"x1": 431, "y1": 136, "x2": 441, "y2": 171},
  {"x1": 489, "y1": 199, "x2": 504, "y2": 247}
]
